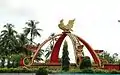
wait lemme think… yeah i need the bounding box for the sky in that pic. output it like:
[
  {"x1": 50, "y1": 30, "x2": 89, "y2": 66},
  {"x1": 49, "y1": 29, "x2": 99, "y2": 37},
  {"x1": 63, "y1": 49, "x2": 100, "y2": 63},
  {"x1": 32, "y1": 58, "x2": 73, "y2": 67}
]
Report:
[{"x1": 0, "y1": 0, "x2": 120, "y2": 62}]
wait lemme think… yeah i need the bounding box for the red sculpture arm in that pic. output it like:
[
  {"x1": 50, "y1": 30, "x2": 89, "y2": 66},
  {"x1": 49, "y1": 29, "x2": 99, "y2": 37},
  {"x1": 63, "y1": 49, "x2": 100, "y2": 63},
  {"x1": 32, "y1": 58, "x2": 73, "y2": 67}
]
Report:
[
  {"x1": 50, "y1": 33, "x2": 67, "y2": 63},
  {"x1": 76, "y1": 35, "x2": 101, "y2": 67}
]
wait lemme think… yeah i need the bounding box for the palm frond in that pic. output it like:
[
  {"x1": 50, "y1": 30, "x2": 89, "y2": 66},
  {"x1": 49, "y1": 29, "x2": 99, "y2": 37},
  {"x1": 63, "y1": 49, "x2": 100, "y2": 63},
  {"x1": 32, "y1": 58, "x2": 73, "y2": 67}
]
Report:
[
  {"x1": 36, "y1": 31, "x2": 41, "y2": 37},
  {"x1": 1, "y1": 30, "x2": 8, "y2": 33},
  {"x1": 45, "y1": 51, "x2": 51, "y2": 59},
  {"x1": 37, "y1": 28, "x2": 42, "y2": 30},
  {"x1": 35, "y1": 21, "x2": 39, "y2": 25},
  {"x1": 24, "y1": 28, "x2": 30, "y2": 36}
]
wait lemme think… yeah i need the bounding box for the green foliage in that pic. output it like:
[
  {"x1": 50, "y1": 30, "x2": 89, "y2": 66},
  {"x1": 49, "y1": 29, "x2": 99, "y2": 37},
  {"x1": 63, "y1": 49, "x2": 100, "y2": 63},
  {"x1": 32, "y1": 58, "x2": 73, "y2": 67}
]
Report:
[
  {"x1": 110, "y1": 69, "x2": 120, "y2": 74},
  {"x1": 0, "y1": 23, "x2": 18, "y2": 55},
  {"x1": 11, "y1": 54, "x2": 21, "y2": 68},
  {"x1": 117, "y1": 59, "x2": 120, "y2": 64},
  {"x1": 45, "y1": 44, "x2": 53, "y2": 59},
  {"x1": 79, "y1": 57, "x2": 92, "y2": 69},
  {"x1": 0, "y1": 56, "x2": 5, "y2": 68},
  {"x1": 44, "y1": 33, "x2": 55, "y2": 60},
  {"x1": 69, "y1": 68, "x2": 81, "y2": 72},
  {"x1": 93, "y1": 69, "x2": 109, "y2": 73},
  {"x1": 0, "y1": 68, "x2": 36, "y2": 73},
  {"x1": 62, "y1": 41, "x2": 70, "y2": 71},
  {"x1": 36, "y1": 49, "x2": 44, "y2": 61},
  {"x1": 0, "y1": 20, "x2": 43, "y2": 68},
  {"x1": 0, "y1": 55, "x2": 21, "y2": 68},
  {"x1": 99, "y1": 51, "x2": 119, "y2": 63},
  {"x1": 69, "y1": 68, "x2": 109, "y2": 73},
  {"x1": 81, "y1": 68, "x2": 94, "y2": 73},
  {"x1": 0, "y1": 67, "x2": 120, "y2": 74},
  {"x1": 16, "y1": 34, "x2": 30, "y2": 55},
  {"x1": 36, "y1": 68, "x2": 48, "y2": 75},
  {"x1": 23, "y1": 20, "x2": 42, "y2": 44},
  {"x1": 81, "y1": 68, "x2": 109, "y2": 74},
  {"x1": 7, "y1": 57, "x2": 11, "y2": 68}
]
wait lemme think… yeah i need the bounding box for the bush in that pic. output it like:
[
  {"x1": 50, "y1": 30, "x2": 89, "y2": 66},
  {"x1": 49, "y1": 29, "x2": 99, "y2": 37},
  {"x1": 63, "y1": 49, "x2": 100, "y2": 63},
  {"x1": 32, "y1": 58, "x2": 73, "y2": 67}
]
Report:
[
  {"x1": 11, "y1": 54, "x2": 21, "y2": 68},
  {"x1": 80, "y1": 56, "x2": 92, "y2": 69},
  {"x1": 94, "y1": 69, "x2": 109, "y2": 73},
  {"x1": 36, "y1": 68, "x2": 48, "y2": 75},
  {"x1": 0, "y1": 68, "x2": 35, "y2": 73},
  {"x1": 110, "y1": 70, "x2": 120, "y2": 74}
]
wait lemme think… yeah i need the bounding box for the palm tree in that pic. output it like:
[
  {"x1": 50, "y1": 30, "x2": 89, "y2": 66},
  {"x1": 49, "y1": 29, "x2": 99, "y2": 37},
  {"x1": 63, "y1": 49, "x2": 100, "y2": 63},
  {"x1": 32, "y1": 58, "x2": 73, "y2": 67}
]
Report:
[
  {"x1": 23, "y1": 20, "x2": 42, "y2": 45},
  {"x1": 36, "y1": 49, "x2": 44, "y2": 62},
  {"x1": 16, "y1": 33, "x2": 30, "y2": 55},
  {"x1": 0, "y1": 23, "x2": 18, "y2": 68},
  {"x1": 49, "y1": 33, "x2": 55, "y2": 45},
  {"x1": 0, "y1": 23, "x2": 18, "y2": 55},
  {"x1": 45, "y1": 33, "x2": 55, "y2": 59},
  {"x1": 16, "y1": 34, "x2": 28, "y2": 46}
]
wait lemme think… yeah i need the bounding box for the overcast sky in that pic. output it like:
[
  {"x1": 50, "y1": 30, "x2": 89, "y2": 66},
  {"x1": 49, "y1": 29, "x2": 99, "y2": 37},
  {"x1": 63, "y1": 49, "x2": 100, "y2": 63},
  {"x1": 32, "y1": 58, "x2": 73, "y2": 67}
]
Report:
[{"x1": 0, "y1": 0, "x2": 120, "y2": 61}]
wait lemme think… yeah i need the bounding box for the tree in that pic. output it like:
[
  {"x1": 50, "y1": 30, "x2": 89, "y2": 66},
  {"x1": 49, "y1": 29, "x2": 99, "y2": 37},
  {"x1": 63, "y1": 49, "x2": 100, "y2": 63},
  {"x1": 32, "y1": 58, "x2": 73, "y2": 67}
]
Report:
[
  {"x1": 112, "y1": 53, "x2": 118, "y2": 63},
  {"x1": 0, "y1": 23, "x2": 18, "y2": 67},
  {"x1": 62, "y1": 40, "x2": 70, "y2": 71},
  {"x1": 16, "y1": 34, "x2": 28, "y2": 46},
  {"x1": 16, "y1": 33, "x2": 30, "y2": 55},
  {"x1": 45, "y1": 33, "x2": 55, "y2": 59},
  {"x1": 99, "y1": 51, "x2": 119, "y2": 63},
  {"x1": 117, "y1": 59, "x2": 120, "y2": 64},
  {"x1": 23, "y1": 20, "x2": 42, "y2": 45},
  {"x1": 49, "y1": 33, "x2": 55, "y2": 45},
  {"x1": 0, "y1": 23, "x2": 18, "y2": 55},
  {"x1": 36, "y1": 49, "x2": 44, "y2": 62}
]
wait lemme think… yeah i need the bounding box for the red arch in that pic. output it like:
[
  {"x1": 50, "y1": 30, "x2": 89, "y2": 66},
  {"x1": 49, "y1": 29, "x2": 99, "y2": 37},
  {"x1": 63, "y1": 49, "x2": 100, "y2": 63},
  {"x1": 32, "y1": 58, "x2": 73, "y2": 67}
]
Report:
[
  {"x1": 49, "y1": 33, "x2": 101, "y2": 67},
  {"x1": 50, "y1": 33, "x2": 67, "y2": 63},
  {"x1": 76, "y1": 36, "x2": 101, "y2": 67},
  {"x1": 24, "y1": 34, "x2": 62, "y2": 66}
]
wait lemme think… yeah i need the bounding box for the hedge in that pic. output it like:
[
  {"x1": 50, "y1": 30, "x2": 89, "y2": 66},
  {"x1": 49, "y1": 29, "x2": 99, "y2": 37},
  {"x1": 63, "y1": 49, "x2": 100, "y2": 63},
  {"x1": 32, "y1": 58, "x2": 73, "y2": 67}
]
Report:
[
  {"x1": 0, "y1": 68, "x2": 36, "y2": 73},
  {"x1": 0, "y1": 67, "x2": 120, "y2": 74}
]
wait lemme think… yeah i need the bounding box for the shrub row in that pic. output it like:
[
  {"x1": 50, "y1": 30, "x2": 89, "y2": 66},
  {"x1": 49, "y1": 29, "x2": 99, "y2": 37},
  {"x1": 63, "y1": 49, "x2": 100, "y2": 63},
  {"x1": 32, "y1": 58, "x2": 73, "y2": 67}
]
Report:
[
  {"x1": 0, "y1": 67, "x2": 120, "y2": 74},
  {"x1": 81, "y1": 68, "x2": 120, "y2": 74},
  {"x1": 0, "y1": 68, "x2": 37, "y2": 73}
]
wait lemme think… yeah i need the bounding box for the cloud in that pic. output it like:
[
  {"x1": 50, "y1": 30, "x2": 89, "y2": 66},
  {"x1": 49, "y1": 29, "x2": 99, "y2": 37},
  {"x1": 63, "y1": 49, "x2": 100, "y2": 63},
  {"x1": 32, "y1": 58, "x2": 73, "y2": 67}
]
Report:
[
  {"x1": 0, "y1": 0, "x2": 36, "y2": 19},
  {"x1": 0, "y1": 0, "x2": 120, "y2": 58},
  {"x1": 0, "y1": 0, "x2": 8, "y2": 7}
]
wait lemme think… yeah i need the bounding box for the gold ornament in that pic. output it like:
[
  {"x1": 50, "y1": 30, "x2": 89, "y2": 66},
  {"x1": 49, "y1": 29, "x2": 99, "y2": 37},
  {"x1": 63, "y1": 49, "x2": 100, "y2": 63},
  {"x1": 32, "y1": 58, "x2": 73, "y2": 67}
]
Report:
[{"x1": 58, "y1": 19, "x2": 75, "y2": 32}]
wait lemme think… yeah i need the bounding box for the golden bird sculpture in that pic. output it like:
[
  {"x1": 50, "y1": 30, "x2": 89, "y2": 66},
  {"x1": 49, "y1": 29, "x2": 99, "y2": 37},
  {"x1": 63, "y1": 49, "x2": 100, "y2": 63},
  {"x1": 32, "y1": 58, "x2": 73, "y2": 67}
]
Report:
[{"x1": 58, "y1": 19, "x2": 75, "y2": 32}]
